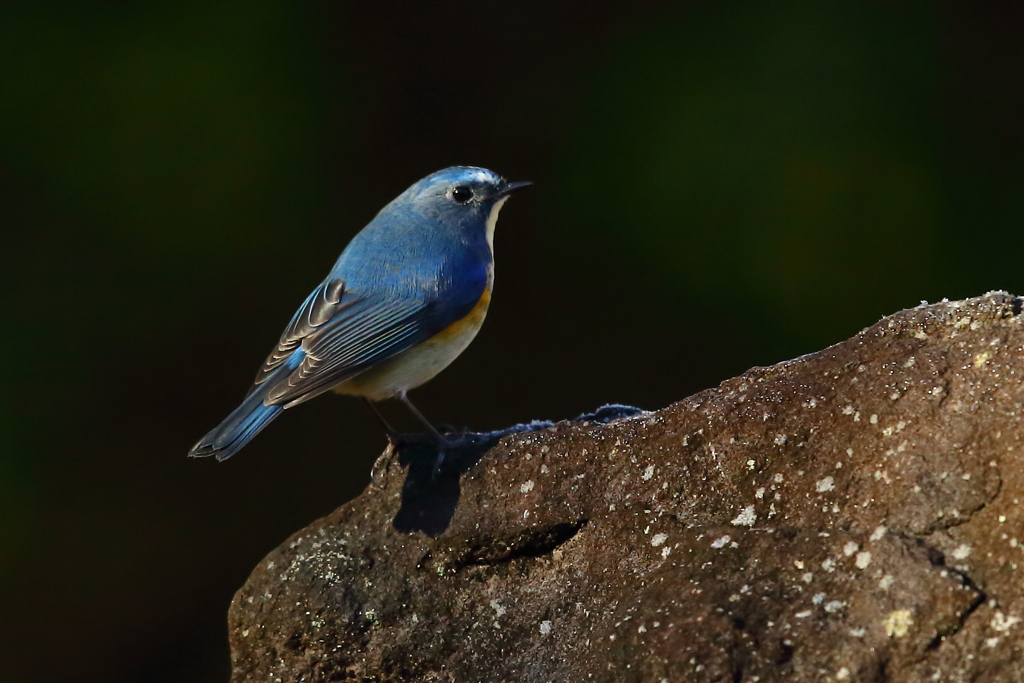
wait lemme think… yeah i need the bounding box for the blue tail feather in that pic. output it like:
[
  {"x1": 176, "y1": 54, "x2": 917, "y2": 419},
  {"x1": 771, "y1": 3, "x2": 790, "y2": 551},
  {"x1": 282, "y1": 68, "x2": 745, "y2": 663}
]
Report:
[{"x1": 189, "y1": 356, "x2": 298, "y2": 461}]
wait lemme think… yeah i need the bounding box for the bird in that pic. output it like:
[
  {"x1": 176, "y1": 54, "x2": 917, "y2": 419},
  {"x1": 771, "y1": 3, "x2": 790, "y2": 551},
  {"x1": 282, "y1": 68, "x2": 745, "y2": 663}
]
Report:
[{"x1": 189, "y1": 166, "x2": 530, "y2": 461}]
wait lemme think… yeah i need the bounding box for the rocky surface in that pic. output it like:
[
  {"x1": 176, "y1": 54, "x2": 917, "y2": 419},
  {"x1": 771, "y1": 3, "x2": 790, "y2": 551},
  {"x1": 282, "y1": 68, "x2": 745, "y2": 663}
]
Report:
[{"x1": 228, "y1": 292, "x2": 1024, "y2": 682}]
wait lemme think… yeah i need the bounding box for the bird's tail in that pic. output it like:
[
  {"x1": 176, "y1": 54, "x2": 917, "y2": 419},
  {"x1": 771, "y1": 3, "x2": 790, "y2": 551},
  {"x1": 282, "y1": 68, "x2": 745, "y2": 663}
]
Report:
[{"x1": 189, "y1": 378, "x2": 285, "y2": 462}]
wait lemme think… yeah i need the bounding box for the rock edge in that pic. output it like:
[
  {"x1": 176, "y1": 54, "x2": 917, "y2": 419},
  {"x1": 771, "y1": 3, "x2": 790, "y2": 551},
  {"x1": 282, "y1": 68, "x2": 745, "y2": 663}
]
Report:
[{"x1": 229, "y1": 292, "x2": 1024, "y2": 683}]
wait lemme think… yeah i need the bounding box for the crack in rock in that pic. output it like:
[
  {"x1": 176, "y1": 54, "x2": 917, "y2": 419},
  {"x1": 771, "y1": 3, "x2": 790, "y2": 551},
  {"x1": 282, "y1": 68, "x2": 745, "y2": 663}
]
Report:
[{"x1": 439, "y1": 519, "x2": 588, "y2": 572}]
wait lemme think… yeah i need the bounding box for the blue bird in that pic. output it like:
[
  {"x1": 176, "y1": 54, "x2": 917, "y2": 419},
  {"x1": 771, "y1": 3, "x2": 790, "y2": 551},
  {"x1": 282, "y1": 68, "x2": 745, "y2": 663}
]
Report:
[{"x1": 190, "y1": 166, "x2": 530, "y2": 461}]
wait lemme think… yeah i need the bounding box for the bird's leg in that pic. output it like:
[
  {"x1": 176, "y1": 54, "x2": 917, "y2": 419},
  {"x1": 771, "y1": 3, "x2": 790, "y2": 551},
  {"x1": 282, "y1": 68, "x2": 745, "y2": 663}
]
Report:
[
  {"x1": 364, "y1": 398, "x2": 398, "y2": 439},
  {"x1": 398, "y1": 394, "x2": 463, "y2": 479},
  {"x1": 398, "y1": 393, "x2": 449, "y2": 445},
  {"x1": 366, "y1": 396, "x2": 439, "y2": 450}
]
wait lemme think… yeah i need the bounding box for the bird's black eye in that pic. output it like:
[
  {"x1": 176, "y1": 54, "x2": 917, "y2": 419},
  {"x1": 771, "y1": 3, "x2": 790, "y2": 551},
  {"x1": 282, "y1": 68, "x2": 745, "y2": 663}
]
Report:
[{"x1": 451, "y1": 185, "x2": 473, "y2": 204}]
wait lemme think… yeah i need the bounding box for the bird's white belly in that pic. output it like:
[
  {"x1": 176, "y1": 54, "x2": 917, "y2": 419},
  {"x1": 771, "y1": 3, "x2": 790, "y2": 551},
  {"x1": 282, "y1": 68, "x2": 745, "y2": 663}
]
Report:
[{"x1": 333, "y1": 290, "x2": 491, "y2": 401}]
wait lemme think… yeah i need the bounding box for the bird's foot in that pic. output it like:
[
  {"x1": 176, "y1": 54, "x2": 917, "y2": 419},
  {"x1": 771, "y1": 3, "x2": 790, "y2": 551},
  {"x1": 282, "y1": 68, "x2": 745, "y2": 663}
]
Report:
[
  {"x1": 387, "y1": 431, "x2": 441, "y2": 449},
  {"x1": 371, "y1": 429, "x2": 485, "y2": 486},
  {"x1": 370, "y1": 431, "x2": 445, "y2": 487},
  {"x1": 436, "y1": 431, "x2": 472, "y2": 449}
]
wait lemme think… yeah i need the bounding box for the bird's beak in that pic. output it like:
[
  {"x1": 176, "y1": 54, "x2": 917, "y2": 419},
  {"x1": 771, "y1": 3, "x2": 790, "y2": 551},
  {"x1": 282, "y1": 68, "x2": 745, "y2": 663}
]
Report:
[{"x1": 494, "y1": 180, "x2": 532, "y2": 198}]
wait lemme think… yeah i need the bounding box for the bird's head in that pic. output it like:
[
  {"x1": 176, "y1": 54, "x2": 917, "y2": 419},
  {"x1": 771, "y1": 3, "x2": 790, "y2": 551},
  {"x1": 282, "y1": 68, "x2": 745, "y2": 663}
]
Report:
[{"x1": 400, "y1": 166, "x2": 530, "y2": 243}]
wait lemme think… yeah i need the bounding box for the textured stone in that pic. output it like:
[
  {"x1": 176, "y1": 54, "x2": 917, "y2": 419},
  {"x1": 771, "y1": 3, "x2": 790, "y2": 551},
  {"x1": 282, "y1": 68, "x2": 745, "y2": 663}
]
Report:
[{"x1": 228, "y1": 292, "x2": 1024, "y2": 682}]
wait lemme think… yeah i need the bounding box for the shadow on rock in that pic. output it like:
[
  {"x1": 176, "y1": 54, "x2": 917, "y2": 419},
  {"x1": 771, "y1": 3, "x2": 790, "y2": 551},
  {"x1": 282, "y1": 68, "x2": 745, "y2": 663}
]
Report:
[{"x1": 392, "y1": 404, "x2": 644, "y2": 537}]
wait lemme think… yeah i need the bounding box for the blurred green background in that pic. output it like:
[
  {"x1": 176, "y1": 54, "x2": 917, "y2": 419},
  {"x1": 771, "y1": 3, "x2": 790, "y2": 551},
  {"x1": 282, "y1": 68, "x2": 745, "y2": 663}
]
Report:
[{"x1": 1, "y1": 1, "x2": 1022, "y2": 681}]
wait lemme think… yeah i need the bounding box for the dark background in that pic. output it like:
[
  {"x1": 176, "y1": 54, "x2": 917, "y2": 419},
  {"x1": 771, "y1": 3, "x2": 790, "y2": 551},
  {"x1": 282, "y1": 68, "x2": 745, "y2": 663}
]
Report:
[{"x1": 2, "y1": 1, "x2": 1022, "y2": 681}]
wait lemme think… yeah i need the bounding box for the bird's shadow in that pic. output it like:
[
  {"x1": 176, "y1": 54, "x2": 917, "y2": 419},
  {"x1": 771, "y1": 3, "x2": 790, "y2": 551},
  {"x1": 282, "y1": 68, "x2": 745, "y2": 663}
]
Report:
[{"x1": 390, "y1": 405, "x2": 644, "y2": 537}]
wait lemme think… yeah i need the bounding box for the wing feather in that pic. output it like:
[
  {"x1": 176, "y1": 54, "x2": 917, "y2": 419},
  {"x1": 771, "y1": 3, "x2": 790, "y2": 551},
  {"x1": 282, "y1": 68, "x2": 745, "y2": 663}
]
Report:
[
  {"x1": 264, "y1": 298, "x2": 435, "y2": 406},
  {"x1": 252, "y1": 278, "x2": 347, "y2": 388}
]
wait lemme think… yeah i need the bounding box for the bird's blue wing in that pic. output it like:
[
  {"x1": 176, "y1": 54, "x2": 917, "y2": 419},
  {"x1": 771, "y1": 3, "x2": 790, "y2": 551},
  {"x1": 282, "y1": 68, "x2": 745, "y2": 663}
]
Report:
[{"x1": 264, "y1": 296, "x2": 439, "y2": 406}]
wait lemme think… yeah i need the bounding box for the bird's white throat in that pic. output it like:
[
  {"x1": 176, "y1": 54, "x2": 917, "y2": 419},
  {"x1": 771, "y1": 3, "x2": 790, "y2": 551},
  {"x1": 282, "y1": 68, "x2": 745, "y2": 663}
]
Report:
[{"x1": 485, "y1": 196, "x2": 508, "y2": 251}]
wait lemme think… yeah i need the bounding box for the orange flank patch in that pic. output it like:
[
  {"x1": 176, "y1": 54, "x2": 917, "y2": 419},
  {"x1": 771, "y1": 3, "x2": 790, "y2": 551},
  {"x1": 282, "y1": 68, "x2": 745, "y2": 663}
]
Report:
[{"x1": 431, "y1": 289, "x2": 491, "y2": 343}]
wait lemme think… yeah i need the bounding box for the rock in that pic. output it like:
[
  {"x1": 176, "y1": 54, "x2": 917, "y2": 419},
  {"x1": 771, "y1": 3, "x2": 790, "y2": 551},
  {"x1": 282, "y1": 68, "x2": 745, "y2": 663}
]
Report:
[{"x1": 227, "y1": 292, "x2": 1024, "y2": 682}]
